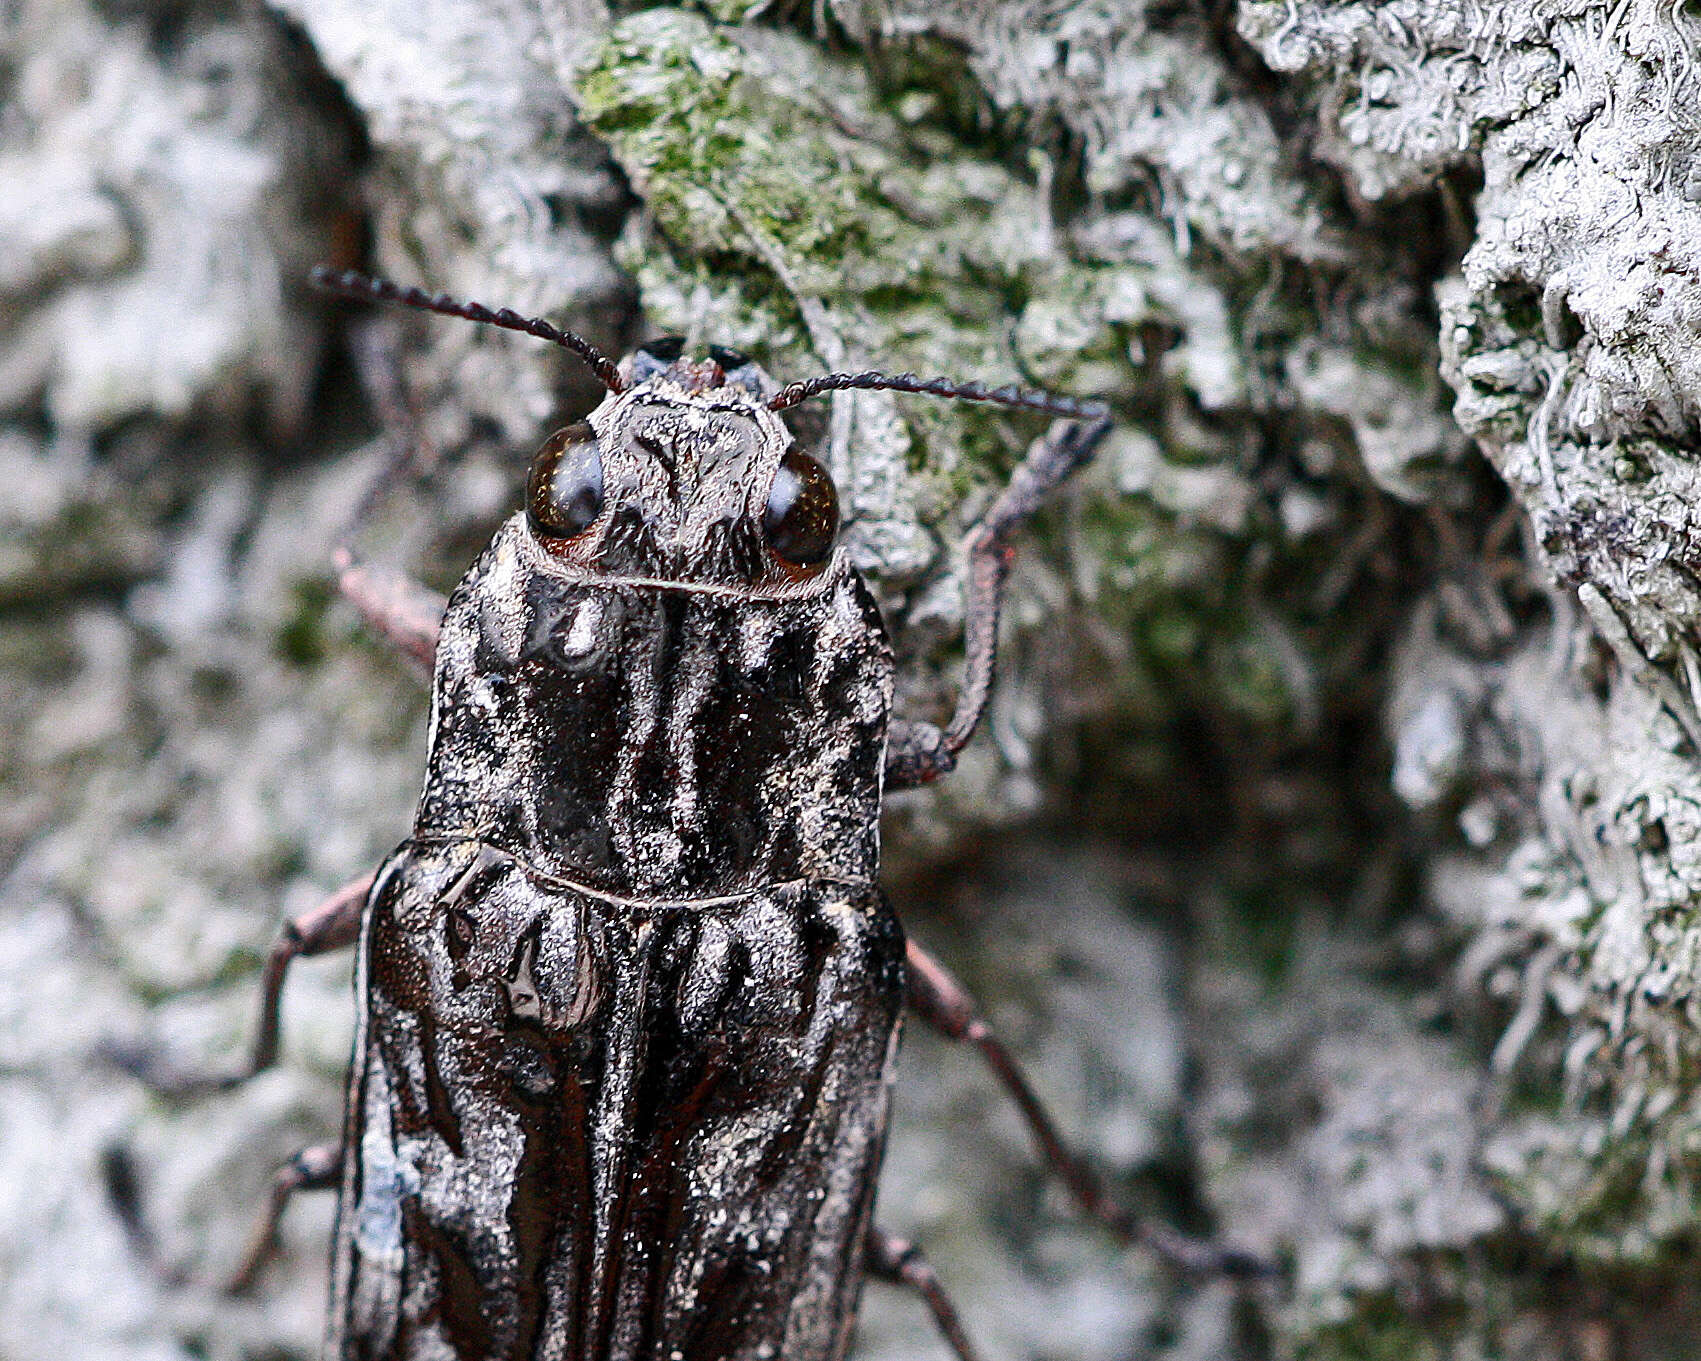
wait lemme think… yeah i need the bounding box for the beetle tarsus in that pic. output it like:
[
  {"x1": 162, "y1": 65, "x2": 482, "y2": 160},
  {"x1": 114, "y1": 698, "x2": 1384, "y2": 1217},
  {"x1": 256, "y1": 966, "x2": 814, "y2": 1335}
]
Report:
[
  {"x1": 100, "y1": 871, "x2": 370, "y2": 1098},
  {"x1": 100, "y1": 1144, "x2": 188, "y2": 1287}
]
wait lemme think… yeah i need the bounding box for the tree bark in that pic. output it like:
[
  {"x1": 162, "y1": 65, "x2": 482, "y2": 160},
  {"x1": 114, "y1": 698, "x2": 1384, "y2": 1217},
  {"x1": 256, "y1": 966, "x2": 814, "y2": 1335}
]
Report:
[{"x1": 3, "y1": 0, "x2": 1699, "y2": 1357}]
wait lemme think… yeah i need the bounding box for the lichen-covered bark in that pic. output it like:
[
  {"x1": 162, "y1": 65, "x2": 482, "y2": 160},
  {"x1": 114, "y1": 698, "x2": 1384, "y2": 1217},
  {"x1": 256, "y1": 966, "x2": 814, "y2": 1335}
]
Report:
[
  {"x1": 3, "y1": 0, "x2": 1700, "y2": 1358},
  {"x1": 1233, "y1": 0, "x2": 1701, "y2": 1352}
]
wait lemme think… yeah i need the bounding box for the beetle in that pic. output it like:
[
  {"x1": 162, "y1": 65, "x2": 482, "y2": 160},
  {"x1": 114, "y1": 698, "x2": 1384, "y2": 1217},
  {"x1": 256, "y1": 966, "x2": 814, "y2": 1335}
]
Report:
[{"x1": 121, "y1": 268, "x2": 1260, "y2": 1361}]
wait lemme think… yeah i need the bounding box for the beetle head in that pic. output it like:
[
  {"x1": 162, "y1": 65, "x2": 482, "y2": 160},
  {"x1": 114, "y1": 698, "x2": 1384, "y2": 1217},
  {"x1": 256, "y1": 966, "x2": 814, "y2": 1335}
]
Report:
[
  {"x1": 523, "y1": 339, "x2": 840, "y2": 591},
  {"x1": 307, "y1": 268, "x2": 1106, "y2": 596}
]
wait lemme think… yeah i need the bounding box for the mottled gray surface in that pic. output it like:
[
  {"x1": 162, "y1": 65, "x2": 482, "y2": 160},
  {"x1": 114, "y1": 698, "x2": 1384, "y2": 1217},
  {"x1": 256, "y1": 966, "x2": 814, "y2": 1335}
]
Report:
[{"x1": 6, "y1": 0, "x2": 1701, "y2": 1358}]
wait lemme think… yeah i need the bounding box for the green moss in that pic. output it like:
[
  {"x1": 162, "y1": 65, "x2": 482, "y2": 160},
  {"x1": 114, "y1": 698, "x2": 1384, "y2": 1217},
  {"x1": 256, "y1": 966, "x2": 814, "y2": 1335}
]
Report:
[
  {"x1": 1225, "y1": 883, "x2": 1301, "y2": 983},
  {"x1": 1212, "y1": 632, "x2": 1297, "y2": 727},
  {"x1": 274, "y1": 577, "x2": 334, "y2": 668},
  {"x1": 1288, "y1": 1246, "x2": 1701, "y2": 1361},
  {"x1": 574, "y1": 13, "x2": 1205, "y2": 518},
  {"x1": 1487, "y1": 1114, "x2": 1701, "y2": 1268},
  {"x1": 1299, "y1": 1311, "x2": 1461, "y2": 1361}
]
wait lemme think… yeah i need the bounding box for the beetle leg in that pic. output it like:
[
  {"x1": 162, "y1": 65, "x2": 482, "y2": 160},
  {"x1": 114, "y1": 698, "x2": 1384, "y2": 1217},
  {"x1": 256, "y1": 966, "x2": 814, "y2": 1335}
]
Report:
[
  {"x1": 242, "y1": 870, "x2": 372, "y2": 1079},
  {"x1": 884, "y1": 416, "x2": 1110, "y2": 790},
  {"x1": 865, "y1": 1226, "x2": 984, "y2": 1361},
  {"x1": 904, "y1": 937, "x2": 1271, "y2": 1280},
  {"x1": 332, "y1": 550, "x2": 445, "y2": 676},
  {"x1": 225, "y1": 1141, "x2": 345, "y2": 1295},
  {"x1": 102, "y1": 1138, "x2": 342, "y2": 1293},
  {"x1": 108, "y1": 872, "x2": 371, "y2": 1096}
]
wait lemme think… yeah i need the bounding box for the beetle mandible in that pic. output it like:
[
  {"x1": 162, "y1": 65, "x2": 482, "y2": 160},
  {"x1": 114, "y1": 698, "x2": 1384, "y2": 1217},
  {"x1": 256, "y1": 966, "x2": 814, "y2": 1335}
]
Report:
[{"x1": 136, "y1": 267, "x2": 1260, "y2": 1361}]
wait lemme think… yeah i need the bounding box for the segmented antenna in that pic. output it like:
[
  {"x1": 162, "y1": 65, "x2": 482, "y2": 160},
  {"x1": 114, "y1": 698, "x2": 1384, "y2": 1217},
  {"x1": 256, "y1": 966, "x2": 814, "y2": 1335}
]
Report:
[
  {"x1": 768, "y1": 370, "x2": 1108, "y2": 420},
  {"x1": 309, "y1": 267, "x2": 626, "y2": 394}
]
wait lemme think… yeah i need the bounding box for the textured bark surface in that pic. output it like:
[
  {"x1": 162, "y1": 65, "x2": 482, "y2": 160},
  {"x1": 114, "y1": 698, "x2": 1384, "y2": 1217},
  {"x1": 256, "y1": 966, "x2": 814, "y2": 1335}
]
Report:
[{"x1": 4, "y1": 1, "x2": 1701, "y2": 1358}]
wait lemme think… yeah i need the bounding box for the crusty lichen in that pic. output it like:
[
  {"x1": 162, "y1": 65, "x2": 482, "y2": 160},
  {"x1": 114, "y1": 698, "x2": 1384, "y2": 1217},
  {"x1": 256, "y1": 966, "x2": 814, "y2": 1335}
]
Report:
[
  {"x1": 0, "y1": 0, "x2": 352, "y2": 433},
  {"x1": 269, "y1": 0, "x2": 632, "y2": 447},
  {"x1": 1240, "y1": 0, "x2": 1701, "y2": 1337},
  {"x1": 13, "y1": 0, "x2": 1699, "y2": 1357}
]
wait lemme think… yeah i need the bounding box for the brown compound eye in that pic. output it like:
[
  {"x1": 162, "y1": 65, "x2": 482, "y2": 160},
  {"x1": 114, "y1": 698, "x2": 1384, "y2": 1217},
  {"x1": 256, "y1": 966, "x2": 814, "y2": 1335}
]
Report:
[
  {"x1": 526, "y1": 422, "x2": 604, "y2": 544},
  {"x1": 762, "y1": 449, "x2": 838, "y2": 569}
]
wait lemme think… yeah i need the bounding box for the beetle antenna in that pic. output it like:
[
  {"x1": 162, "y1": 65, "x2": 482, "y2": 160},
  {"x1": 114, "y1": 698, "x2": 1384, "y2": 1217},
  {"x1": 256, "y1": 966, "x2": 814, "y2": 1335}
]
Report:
[
  {"x1": 768, "y1": 370, "x2": 1107, "y2": 421},
  {"x1": 309, "y1": 267, "x2": 627, "y2": 394}
]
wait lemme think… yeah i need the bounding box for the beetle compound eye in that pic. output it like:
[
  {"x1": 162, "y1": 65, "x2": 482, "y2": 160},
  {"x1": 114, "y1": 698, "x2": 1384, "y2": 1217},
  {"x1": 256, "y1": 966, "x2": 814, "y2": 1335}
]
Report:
[
  {"x1": 527, "y1": 422, "x2": 605, "y2": 542},
  {"x1": 630, "y1": 336, "x2": 686, "y2": 383},
  {"x1": 762, "y1": 450, "x2": 839, "y2": 568}
]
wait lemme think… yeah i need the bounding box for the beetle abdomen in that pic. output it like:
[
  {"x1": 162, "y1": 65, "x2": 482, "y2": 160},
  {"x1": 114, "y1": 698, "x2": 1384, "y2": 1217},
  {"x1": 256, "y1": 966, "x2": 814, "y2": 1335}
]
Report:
[{"x1": 329, "y1": 842, "x2": 905, "y2": 1361}]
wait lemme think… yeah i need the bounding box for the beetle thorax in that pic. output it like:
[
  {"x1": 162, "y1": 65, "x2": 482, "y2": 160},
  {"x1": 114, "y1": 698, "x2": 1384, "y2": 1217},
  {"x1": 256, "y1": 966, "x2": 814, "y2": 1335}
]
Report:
[{"x1": 417, "y1": 521, "x2": 894, "y2": 897}]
